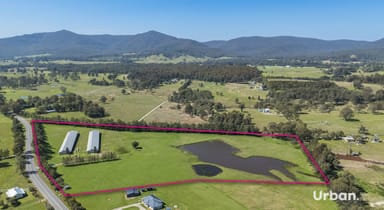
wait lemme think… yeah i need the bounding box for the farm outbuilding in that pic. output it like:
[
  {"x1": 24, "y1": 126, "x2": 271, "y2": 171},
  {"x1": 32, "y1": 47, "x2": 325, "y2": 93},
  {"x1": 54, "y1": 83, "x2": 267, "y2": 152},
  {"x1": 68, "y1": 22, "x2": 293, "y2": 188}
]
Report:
[
  {"x1": 59, "y1": 131, "x2": 79, "y2": 154},
  {"x1": 126, "y1": 188, "x2": 141, "y2": 198},
  {"x1": 86, "y1": 130, "x2": 100, "y2": 153},
  {"x1": 142, "y1": 194, "x2": 164, "y2": 210},
  {"x1": 6, "y1": 187, "x2": 26, "y2": 199}
]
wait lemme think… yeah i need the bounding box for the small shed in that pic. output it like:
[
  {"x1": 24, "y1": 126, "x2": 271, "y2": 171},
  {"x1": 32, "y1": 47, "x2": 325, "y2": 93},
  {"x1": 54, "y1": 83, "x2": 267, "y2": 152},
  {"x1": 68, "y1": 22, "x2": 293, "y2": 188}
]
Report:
[
  {"x1": 126, "y1": 188, "x2": 141, "y2": 198},
  {"x1": 6, "y1": 187, "x2": 26, "y2": 199}
]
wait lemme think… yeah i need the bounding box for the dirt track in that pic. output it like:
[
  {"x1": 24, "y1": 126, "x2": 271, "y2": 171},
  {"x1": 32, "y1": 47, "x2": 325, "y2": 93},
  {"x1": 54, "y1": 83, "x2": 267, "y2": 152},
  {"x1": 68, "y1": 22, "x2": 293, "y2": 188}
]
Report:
[{"x1": 336, "y1": 154, "x2": 384, "y2": 165}]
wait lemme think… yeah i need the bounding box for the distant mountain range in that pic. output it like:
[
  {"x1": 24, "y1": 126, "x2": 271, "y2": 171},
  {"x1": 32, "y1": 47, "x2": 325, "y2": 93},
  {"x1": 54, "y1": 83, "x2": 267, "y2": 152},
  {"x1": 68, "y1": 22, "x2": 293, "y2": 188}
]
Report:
[{"x1": 0, "y1": 30, "x2": 383, "y2": 59}]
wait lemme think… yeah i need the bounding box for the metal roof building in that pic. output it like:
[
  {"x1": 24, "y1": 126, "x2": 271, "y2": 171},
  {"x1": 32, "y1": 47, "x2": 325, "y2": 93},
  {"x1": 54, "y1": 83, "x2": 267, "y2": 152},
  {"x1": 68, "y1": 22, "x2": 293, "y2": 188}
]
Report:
[
  {"x1": 59, "y1": 131, "x2": 79, "y2": 154},
  {"x1": 126, "y1": 188, "x2": 141, "y2": 198},
  {"x1": 142, "y1": 195, "x2": 164, "y2": 210},
  {"x1": 6, "y1": 187, "x2": 26, "y2": 199},
  {"x1": 86, "y1": 130, "x2": 100, "y2": 153}
]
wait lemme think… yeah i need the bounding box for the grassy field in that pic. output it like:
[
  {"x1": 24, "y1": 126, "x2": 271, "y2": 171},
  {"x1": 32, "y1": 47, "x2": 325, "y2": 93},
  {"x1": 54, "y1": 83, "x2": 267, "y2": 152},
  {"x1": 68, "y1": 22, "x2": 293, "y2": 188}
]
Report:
[
  {"x1": 0, "y1": 115, "x2": 45, "y2": 210},
  {"x1": 259, "y1": 65, "x2": 327, "y2": 78},
  {"x1": 300, "y1": 107, "x2": 384, "y2": 137},
  {"x1": 43, "y1": 124, "x2": 319, "y2": 193},
  {"x1": 144, "y1": 102, "x2": 206, "y2": 124}
]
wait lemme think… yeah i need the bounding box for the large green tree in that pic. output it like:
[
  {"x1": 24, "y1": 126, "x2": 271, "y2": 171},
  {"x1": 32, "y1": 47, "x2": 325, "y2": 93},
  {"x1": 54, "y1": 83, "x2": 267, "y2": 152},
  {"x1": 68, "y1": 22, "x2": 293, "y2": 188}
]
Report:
[{"x1": 339, "y1": 107, "x2": 354, "y2": 121}]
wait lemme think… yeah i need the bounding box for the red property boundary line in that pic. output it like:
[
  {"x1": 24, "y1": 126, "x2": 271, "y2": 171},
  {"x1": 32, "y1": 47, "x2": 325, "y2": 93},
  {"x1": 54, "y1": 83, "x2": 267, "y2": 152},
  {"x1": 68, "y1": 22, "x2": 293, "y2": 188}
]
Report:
[{"x1": 30, "y1": 119, "x2": 330, "y2": 197}]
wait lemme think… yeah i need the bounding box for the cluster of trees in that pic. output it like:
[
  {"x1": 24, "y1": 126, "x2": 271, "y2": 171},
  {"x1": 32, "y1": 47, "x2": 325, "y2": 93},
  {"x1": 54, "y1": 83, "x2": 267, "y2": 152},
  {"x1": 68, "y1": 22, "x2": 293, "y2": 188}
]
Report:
[
  {"x1": 169, "y1": 83, "x2": 225, "y2": 118},
  {"x1": 0, "y1": 93, "x2": 106, "y2": 118},
  {"x1": 88, "y1": 78, "x2": 110, "y2": 86},
  {"x1": 208, "y1": 111, "x2": 257, "y2": 132},
  {"x1": 88, "y1": 78, "x2": 126, "y2": 87},
  {"x1": 83, "y1": 101, "x2": 106, "y2": 118},
  {"x1": 62, "y1": 152, "x2": 119, "y2": 167},
  {"x1": 267, "y1": 80, "x2": 384, "y2": 118},
  {"x1": 0, "y1": 75, "x2": 48, "y2": 89},
  {"x1": 44, "y1": 70, "x2": 80, "y2": 82},
  {"x1": 264, "y1": 120, "x2": 346, "y2": 142},
  {"x1": 34, "y1": 123, "x2": 85, "y2": 210},
  {"x1": 263, "y1": 120, "x2": 314, "y2": 141},
  {"x1": 347, "y1": 73, "x2": 384, "y2": 85},
  {"x1": 128, "y1": 64, "x2": 262, "y2": 89},
  {"x1": 12, "y1": 119, "x2": 26, "y2": 175},
  {"x1": 170, "y1": 88, "x2": 214, "y2": 103},
  {"x1": 309, "y1": 143, "x2": 341, "y2": 179},
  {"x1": 64, "y1": 197, "x2": 85, "y2": 210},
  {"x1": 268, "y1": 80, "x2": 351, "y2": 105}
]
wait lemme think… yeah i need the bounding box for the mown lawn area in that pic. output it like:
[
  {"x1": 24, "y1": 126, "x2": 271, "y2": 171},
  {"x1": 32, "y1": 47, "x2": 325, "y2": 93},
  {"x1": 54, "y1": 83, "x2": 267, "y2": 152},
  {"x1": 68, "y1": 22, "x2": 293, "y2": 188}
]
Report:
[{"x1": 42, "y1": 124, "x2": 320, "y2": 194}]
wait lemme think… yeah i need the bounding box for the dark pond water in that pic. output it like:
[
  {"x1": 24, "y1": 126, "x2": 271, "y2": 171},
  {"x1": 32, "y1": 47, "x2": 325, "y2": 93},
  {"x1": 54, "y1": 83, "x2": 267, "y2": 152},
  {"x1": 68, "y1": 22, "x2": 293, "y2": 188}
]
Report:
[
  {"x1": 192, "y1": 164, "x2": 223, "y2": 177},
  {"x1": 180, "y1": 140, "x2": 296, "y2": 181}
]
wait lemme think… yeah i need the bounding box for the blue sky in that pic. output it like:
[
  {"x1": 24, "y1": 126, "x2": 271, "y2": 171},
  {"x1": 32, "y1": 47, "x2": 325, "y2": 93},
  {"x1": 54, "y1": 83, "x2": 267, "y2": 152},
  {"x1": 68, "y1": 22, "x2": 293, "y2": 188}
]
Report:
[{"x1": 0, "y1": 0, "x2": 383, "y2": 41}]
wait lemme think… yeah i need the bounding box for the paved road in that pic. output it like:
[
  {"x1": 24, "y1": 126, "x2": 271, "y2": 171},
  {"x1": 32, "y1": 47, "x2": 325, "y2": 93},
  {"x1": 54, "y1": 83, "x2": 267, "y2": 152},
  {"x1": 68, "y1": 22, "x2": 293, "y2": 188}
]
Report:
[{"x1": 16, "y1": 116, "x2": 68, "y2": 210}]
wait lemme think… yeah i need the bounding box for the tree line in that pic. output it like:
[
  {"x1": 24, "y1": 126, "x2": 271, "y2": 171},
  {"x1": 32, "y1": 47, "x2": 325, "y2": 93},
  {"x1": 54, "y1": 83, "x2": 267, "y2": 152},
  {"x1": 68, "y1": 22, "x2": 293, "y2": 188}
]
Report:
[
  {"x1": 267, "y1": 80, "x2": 384, "y2": 109},
  {"x1": 0, "y1": 75, "x2": 48, "y2": 89},
  {"x1": 34, "y1": 123, "x2": 86, "y2": 210},
  {"x1": 169, "y1": 81, "x2": 225, "y2": 119},
  {"x1": 12, "y1": 119, "x2": 26, "y2": 175},
  {"x1": 62, "y1": 152, "x2": 119, "y2": 167},
  {"x1": 39, "y1": 63, "x2": 262, "y2": 89},
  {"x1": 0, "y1": 93, "x2": 106, "y2": 118}
]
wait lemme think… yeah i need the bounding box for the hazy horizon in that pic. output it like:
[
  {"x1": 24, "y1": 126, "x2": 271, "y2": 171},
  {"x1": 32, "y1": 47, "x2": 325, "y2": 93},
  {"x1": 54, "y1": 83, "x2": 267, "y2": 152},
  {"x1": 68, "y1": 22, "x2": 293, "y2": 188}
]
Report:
[
  {"x1": 1, "y1": 29, "x2": 383, "y2": 42},
  {"x1": 1, "y1": 0, "x2": 384, "y2": 41}
]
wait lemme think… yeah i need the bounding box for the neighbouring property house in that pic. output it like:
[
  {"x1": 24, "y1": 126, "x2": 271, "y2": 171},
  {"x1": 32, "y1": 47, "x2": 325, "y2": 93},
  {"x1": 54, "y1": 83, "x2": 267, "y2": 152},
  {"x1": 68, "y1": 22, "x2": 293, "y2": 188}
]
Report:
[
  {"x1": 59, "y1": 131, "x2": 79, "y2": 154},
  {"x1": 342, "y1": 136, "x2": 354, "y2": 142},
  {"x1": 258, "y1": 108, "x2": 271, "y2": 113},
  {"x1": 6, "y1": 187, "x2": 26, "y2": 199},
  {"x1": 86, "y1": 130, "x2": 101, "y2": 153},
  {"x1": 126, "y1": 188, "x2": 141, "y2": 198},
  {"x1": 142, "y1": 194, "x2": 164, "y2": 210}
]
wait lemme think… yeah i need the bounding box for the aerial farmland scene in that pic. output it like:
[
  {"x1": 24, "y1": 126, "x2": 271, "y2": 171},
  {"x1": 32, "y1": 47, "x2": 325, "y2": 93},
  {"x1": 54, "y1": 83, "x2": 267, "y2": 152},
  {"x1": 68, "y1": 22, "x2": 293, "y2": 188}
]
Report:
[{"x1": 0, "y1": 0, "x2": 384, "y2": 209}]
